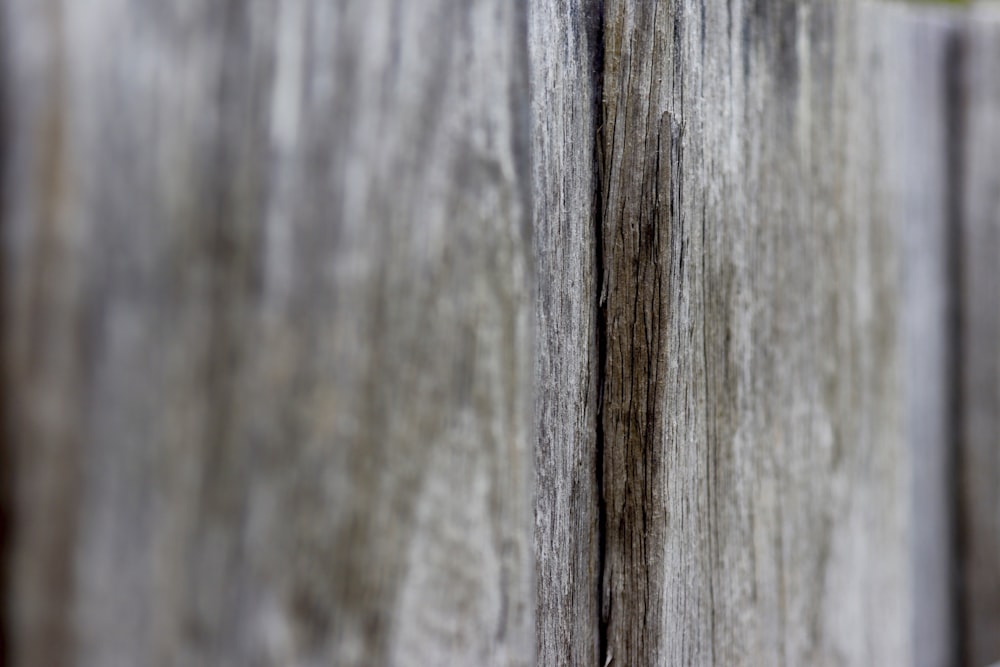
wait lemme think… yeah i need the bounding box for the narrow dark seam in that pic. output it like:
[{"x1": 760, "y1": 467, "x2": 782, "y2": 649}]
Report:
[
  {"x1": 0, "y1": 4, "x2": 11, "y2": 661},
  {"x1": 592, "y1": 2, "x2": 609, "y2": 665},
  {"x1": 943, "y1": 23, "x2": 968, "y2": 667}
]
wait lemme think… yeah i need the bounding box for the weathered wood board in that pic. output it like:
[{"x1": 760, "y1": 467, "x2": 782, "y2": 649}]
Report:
[
  {"x1": 5, "y1": 0, "x2": 1000, "y2": 665},
  {"x1": 528, "y1": 1, "x2": 603, "y2": 665},
  {"x1": 959, "y1": 8, "x2": 1000, "y2": 666},
  {"x1": 1, "y1": 1, "x2": 534, "y2": 666},
  {"x1": 597, "y1": 1, "x2": 908, "y2": 663},
  {"x1": 880, "y1": 8, "x2": 962, "y2": 666}
]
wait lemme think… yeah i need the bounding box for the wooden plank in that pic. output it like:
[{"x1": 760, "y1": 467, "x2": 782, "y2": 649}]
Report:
[
  {"x1": 959, "y1": 8, "x2": 1000, "y2": 666},
  {"x1": 879, "y1": 8, "x2": 963, "y2": 666},
  {"x1": 1, "y1": 1, "x2": 535, "y2": 666},
  {"x1": 528, "y1": 1, "x2": 603, "y2": 665},
  {"x1": 598, "y1": 1, "x2": 909, "y2": 663}
]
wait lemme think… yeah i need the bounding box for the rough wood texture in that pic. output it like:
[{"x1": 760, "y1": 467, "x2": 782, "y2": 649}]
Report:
[
  {"x1": 1, "y1": 2, "x2": 534, "y2": 666},
  {"x1": 959, "y1": 9, "x2": 1000, "y2": 666},
  {"x1": 528, "y1": 1, "x2": 603, "y2": 665},
  {"x1": 598, "y1": 1, "x2": 908, "y2": 663},
  {"x1": 9, "y1": 1, "x2": 1000, "y2": 665}
]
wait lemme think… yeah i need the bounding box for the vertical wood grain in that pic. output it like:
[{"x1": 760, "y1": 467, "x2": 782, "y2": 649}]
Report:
[
  {"x1": 598, "y1": 2, "x2": 909, "y2": 663},
  {"x1": 528, "y1": 0, "x2": 604, "y2": 664},
  {"x1": 1, "y1": 1, "x2": 535, "y2": 665},
  {"x1": 6, "y1": 1, "x2": 1000, "y2": 665}
]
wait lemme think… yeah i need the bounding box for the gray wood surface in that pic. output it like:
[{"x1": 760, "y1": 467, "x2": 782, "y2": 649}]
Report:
[
  {"x1": 1, "y1": 2, "x2": 534, "y2": 666},
  {"x1": 6, "y1": 1, "x2": 1000, "y2": 666},
  {"x1": 882, "y1": 8, "x2": 1000, "y2": 666},
  {"x1": 959, "y1": 9, "x2": 1000, "y2": 666},
  {"x1": 881, "y1": 9, "x2": 962, "y2": 666},
  {"x1": 529, "y1": 1, "x2": 603, "y2": 665},
  {"x1": 598, "y1": 1, "x2": 908, "y2": 663}
]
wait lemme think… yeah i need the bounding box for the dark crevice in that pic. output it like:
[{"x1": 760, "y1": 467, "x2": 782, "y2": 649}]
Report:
[
  {"x1": 0, "y1": 4, "x2": 10, "y2": 662},
  {"x1": 592, "y1": 1, "x2": 609, "y2": 665},
  {"x1": 943, "y1": 24, "x2": 968, "y2": 667}
]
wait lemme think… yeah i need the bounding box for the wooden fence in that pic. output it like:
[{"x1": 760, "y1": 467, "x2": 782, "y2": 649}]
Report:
[{"x1": 1, "y1": 1, "x2": 999, "y2": 666}]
